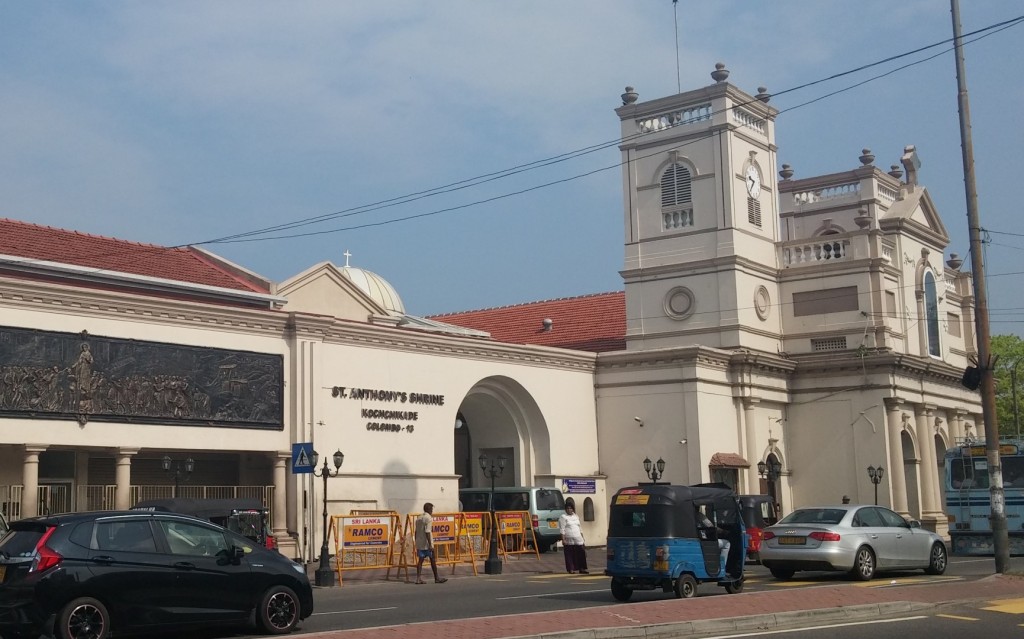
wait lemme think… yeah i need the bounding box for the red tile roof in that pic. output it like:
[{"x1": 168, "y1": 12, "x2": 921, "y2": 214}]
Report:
[
  {"x1": 430, "y1": 292, "x2": 625, "y2": 353},
  {"x1": 0, "y1": 218, "x2": 268, "y2": 293}
]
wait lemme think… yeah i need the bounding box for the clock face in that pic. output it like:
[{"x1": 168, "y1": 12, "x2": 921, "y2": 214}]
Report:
[{"x1": 746, "y1": 165, "x2": 761, "y2": 198}]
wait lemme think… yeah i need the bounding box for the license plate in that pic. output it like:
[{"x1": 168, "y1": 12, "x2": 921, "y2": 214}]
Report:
[
  {"x1": 548, "y1": 521, "x2": 558, "y2": 528},
  {"x1": 779, "y1": 536, "x2": 806, "y2": 545}
]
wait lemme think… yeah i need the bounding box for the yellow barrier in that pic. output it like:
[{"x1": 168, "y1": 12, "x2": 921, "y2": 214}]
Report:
[
  {"x1": 493, "y1": 511, "x2": 540, "y2": 560},
  {"x1": 323, "y1": 508, "x2": 543, "y2": 584},
  {"x1": 330, "y1": 512, "x2": 403, "y2": 585}
]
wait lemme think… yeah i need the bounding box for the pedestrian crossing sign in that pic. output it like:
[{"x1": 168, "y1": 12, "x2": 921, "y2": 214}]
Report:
[{"x1": 292, "y1": 442, "x2": 314, "y2": 474}]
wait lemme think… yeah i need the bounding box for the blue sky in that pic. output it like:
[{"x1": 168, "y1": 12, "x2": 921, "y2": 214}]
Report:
[{"x1": 1, "y1": 2, "x2": 1021, "y2": 334}]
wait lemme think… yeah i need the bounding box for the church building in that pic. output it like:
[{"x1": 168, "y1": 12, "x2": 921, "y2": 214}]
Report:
[{"x1": 0, "y1": 64, "x2": 981, "y2": 559}]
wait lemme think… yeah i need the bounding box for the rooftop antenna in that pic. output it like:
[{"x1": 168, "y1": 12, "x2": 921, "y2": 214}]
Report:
[{"x1": 672, "y1": 0, "x2": 681, "y2": 93}]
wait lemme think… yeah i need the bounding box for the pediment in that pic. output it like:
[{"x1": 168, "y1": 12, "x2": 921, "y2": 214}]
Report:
[
  {"x1": 879, "y1": 188, "x2": 950, "y2": 246},
  {"x1": 278, "y1": 262, "x2": 388, "y2": 321}
]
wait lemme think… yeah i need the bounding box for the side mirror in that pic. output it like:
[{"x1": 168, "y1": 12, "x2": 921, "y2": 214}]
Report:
[{"x1": 907, "y1": 519, "x2": 921, "y2": 529}]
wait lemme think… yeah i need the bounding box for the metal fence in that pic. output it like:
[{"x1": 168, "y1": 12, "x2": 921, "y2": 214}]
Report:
[{"x1": 1, "y1": 485, "x2": 276, "y2": 523}]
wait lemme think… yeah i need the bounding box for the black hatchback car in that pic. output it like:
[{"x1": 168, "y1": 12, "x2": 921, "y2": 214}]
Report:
[{"x1": 0, "y1": 510, "x2": 313, "y2": 639}]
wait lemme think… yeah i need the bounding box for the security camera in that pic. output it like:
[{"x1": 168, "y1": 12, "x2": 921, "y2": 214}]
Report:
[
  {"x1": 633, "y1": 417, "x2": 643, "y2": 426},
  {"x1": 679, "y1": 439, "x2": 687, "y2": 445}
]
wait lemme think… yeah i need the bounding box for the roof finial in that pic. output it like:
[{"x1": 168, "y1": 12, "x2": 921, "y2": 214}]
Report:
[{"x1": 343, "y1": 250, "x2": 352, "y2": 268}]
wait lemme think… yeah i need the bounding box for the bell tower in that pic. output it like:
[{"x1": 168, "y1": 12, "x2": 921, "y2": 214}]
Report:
[{"x1": 616, "y1": 64, "x2": 782, "y2": 352}]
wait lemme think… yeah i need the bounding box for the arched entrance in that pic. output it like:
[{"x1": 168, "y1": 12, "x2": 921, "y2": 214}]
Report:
[{"x1": 451, "y1": 376, "x2": 551, "y2": 489}]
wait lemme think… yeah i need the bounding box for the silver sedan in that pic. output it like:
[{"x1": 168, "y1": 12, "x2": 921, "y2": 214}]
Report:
[{"x1": 759, "y1": 504, "x2": 947, "y2": 581}]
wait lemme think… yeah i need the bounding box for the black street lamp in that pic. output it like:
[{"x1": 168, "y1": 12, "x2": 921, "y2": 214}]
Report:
[
  {"x1": 312, "y1": 449, "x2": 344, "y2": 587},
  {"x1": 478, "y1": 453, "x2": 506, "y2": 575},
  {"x1": 867, "y1": 465, "x2": 885, "y2": 505},
  {"x1": 757, "y1": 459, "x2": 782, "y2": 484},
  {"x1": 161, "y1": 455, "x2": 194, "y2": 498},
  {"x1": 642, "y1": 456, "x2": 666, "y2": 484}
]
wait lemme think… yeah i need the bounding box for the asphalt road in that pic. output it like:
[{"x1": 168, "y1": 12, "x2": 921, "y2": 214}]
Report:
[
  {"x1": 293, "y1": 556, "x2": 1012, "y2": 634},
  {"x1": 689, "y1": 599, "x2": 1024, "y2": 639},
  {"x1": 113, "y1": 555, "x2": 1024, "y2": 639}
]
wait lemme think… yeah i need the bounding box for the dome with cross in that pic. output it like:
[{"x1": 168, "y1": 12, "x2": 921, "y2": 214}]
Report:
[{"x1": 339, "y1": 250, "x2": 405, "y2": 315}]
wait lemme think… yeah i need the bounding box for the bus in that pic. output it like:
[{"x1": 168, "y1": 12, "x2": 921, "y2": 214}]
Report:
[{"x1": 945, "y1": 439, "x2": 1024, "y2": 555}]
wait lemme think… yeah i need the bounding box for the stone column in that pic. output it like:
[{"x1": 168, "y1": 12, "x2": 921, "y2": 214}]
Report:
[
  {"x1": 115, "y1": 449, "x2": 140, "y2": 510},
  {"x1": 273, "y1": 451, "x2": 299, "y2": 560},
  {"x1": 21, "y1": 445, "x2": 48, "y2": 519},
  {"x1": 743, "y1": 399, "x2": 760, "y2": 494},
  {"x1": 884, "y1": 399, "x2": 909, "y2": 516},
  {"x1": 951, "y1": 409, "x2": 967, "y2": 444},
  {"x1": 915, "y1": 404, "x2": 944, "y2": 526}
]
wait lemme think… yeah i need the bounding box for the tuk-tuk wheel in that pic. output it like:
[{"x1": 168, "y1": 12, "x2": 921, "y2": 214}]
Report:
[
  {"x1": 610, "y1": 578, "x2": 633, "y2": 602},
  {"x1": 724, "y1": 576, "x2": 744, "y2": 594},
  {"x1": 674, "y1": 574, "x2": 697, "y2": 599}
]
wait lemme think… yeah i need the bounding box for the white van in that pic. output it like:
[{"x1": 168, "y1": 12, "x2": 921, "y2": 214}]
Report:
[{"x1": 459, "y1": 486, "x2": 565, "y2": 552}]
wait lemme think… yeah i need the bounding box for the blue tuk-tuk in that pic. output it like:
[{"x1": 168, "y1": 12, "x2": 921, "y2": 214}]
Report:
[{"x1": 605, "y1": 484, "x2": 746, "y2": 600}]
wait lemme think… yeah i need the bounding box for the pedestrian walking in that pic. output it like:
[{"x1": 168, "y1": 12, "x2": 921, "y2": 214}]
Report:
[
  {"x1": 414, "y1": 502, "x2": 448, "y2": 584},
  {"x1": 558, "y1": 502, "x2": 588, "y2": 574}
]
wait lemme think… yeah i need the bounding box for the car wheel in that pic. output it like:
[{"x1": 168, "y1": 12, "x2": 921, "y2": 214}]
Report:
[
  {"x1": 255, "y1": 584, "x2": 300, "y2": 635},
  {"x1": 925, "y1": 542, "x2": 948, "y2": 575},
  {"x1": 56, "y1": 596, "x2": 110, "y2": 639},
  {"x1": 769, "y1": 567, "x2": 794, "y2": 580},
  {"x1": 674, "y1": 573, "x2": 698, "y2": 599},
  {"x1": 850, "y1": 546, "x2": 876, "y2": 581},
  {"x1": 610, "y1": 578, "x2": 633, "y2": 602}
]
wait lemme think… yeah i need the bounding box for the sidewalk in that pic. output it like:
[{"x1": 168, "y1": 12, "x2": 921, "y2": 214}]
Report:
[{"x1": 306, "y1": 549, "x2": 1024, "y2": 639}]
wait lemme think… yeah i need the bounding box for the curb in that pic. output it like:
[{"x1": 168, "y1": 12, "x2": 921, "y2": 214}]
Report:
[{"x1": 507, "y1": 601, "x2": 936, "y2": 639}]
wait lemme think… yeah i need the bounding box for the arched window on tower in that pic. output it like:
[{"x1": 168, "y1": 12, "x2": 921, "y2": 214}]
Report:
[
  {"x1": 661, "y1": 163, "x2": 693, "y2": 230},
  {"x1": 924, "y1": 271, "x2": 941, "y2": 357}
]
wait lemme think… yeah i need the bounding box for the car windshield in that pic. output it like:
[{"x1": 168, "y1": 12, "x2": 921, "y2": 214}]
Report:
[
  {"x1": 777, "y1": 508, "x2": 847, "y2": 525},
  {"x1": 535, "y1": 489, "x2": 565, "y2": 510}
]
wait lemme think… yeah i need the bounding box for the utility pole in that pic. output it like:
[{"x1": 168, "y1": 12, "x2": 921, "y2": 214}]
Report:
[{"x1": 950, "y1": 0, "x2": 1008, "y2": 572}]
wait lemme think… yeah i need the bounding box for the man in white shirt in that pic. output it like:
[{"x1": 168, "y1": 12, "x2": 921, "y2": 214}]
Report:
[{"x1": 414, "y1": 503, "x2": 447, "y2": 584}]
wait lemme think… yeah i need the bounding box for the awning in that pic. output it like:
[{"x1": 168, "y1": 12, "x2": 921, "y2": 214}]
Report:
[{"x1": 709, "y1": 452, "x2": 750, "y2": 468}]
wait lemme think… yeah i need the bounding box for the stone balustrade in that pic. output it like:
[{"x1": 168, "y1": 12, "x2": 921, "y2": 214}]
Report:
[
  {"x1": 637, "y1": 103, "x2": 712, "y2": 133},
  {"x1": 791, "y1": 182, "x2": 861, "y2": 205},
  {"x1": 731, "y1": 108, "x2": 766, "y2": 135}
]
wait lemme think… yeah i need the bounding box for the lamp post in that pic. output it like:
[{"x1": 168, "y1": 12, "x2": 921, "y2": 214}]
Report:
[
  {"x1": 757, "y1": 459, "x2": 782, "y2": 484},
  {"x1": 758, "y1": 459, "x2": 783, "y2": 513},
  {"x1": 1012, "y1": 358, "x2": 1023, "y2": 441},
  {"x1": 311, "y1": 449, "x2": 344, "y2": 587},
  {"x1": 161, "y1": 455, "x2": 194, "y2": 498},
  {"x1": 478, "y1": 453, "x2": 506, "y2": 575},
  {"x1": 642, "y1": 456, "x2": 667, "y2": 484},
  {"x1": 867, "y1": 465, "x2": 885, "y2": 505}
]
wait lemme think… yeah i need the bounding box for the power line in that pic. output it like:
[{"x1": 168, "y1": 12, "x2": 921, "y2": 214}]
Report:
[{"x1": 1, "y1": 15, "x2": 1021, "y2": 273}]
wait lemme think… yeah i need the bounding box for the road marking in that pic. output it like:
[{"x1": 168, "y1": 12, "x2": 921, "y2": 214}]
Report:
[
  {"x1": 497, "y1": 588, "x2": 607, "y2": 600},
  {"x1": 698, "y1": 616, "x2": 928, "y2": 638},
  {"x1": 852, "y1": 575, "x2": 963, "y2": 588},
  {"x1": 312, "y1": 606, "x2": 397, "y2": 616},
  {"x1": 982, "y1": 597, "x2": 1024, "y2": 614},
  {"x1": 936, "y1": 613, "x2": 978, "y2": 621},
  {"x1": 767, "y1": 581, "x2": 819, "y2": 587}
]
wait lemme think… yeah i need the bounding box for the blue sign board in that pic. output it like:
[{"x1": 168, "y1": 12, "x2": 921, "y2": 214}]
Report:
[
  {"x1": 292, "y1": 442, "x2": 314, "y2": 474},
  {"x1": 561, "y1": 478, "x2": 596, "y2": 494}
]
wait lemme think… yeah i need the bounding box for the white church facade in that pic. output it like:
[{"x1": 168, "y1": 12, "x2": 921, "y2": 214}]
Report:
[{"x1": 0, "y1": 64, "x2": 981, "y2": 559}]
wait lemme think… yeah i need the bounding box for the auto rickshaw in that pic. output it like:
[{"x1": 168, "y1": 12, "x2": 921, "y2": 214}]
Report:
[{"x1": 604, "y1": 484, "x2": 746, "y2": 600}]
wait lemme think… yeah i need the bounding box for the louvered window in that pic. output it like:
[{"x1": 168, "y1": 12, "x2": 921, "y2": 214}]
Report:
[
  {"x1": 661, "y1": 163, "x2": 694, "y2": 230},
  {"x1": 661, "y1": 164, "x2": 692, "y2": 207},
  {"x1": 747, "y1": 197, "x2": 762, "y2": 227}
]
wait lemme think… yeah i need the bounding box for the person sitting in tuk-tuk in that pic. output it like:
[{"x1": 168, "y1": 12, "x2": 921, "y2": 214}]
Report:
[{"x1": 697, "y1": 508, "x2": 730, "y2": 573}]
